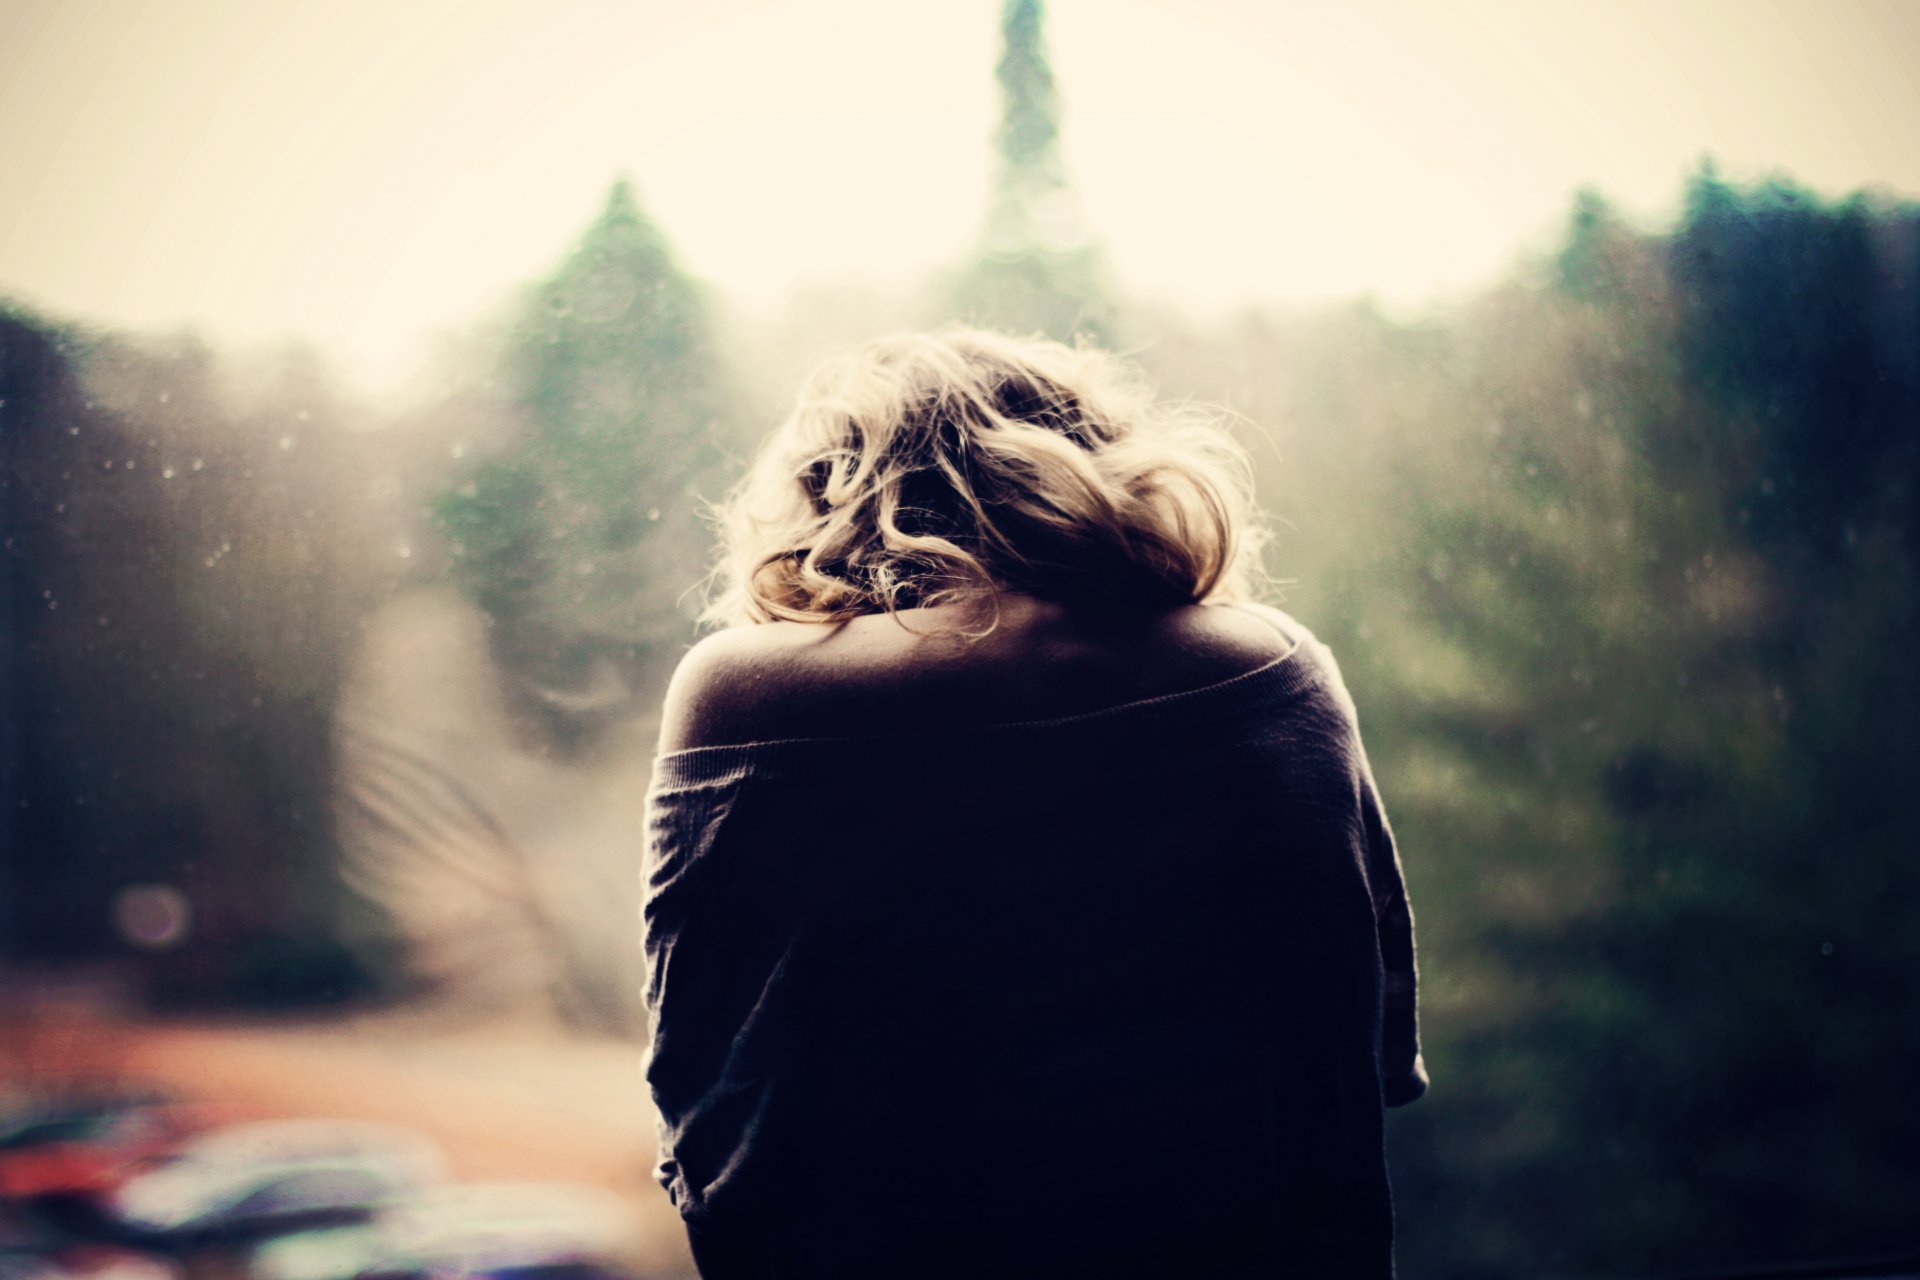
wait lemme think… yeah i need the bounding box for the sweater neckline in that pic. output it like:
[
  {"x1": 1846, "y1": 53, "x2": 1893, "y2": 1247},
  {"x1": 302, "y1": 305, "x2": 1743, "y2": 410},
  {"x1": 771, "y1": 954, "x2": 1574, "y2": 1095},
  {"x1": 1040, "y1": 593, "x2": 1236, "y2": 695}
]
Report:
[{"x1": 649, "y1": 633, "x2": 1323, "y2": 786}]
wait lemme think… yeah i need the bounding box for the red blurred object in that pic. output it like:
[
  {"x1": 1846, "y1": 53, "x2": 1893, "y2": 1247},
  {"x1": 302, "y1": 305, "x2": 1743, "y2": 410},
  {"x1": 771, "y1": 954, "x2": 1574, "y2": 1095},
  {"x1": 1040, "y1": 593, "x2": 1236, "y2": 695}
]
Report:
[{"x1": 0, "y1": 1103, "x2": 231, "y2": 1202}]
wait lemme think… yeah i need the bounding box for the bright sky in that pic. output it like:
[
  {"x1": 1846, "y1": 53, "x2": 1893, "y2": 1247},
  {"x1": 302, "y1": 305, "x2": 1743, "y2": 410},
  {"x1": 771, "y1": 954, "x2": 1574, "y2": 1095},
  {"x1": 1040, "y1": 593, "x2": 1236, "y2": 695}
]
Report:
[{"x1": 4, "y1": 0, "x2": 1918, "y2": 390}]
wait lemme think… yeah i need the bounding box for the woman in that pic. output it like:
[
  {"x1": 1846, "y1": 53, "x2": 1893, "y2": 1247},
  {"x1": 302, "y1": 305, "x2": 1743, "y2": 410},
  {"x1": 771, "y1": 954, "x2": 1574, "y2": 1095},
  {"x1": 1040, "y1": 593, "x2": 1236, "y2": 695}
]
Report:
[{"x1": 642, "y1": 329, "x2": 1426, "y2": 1279}]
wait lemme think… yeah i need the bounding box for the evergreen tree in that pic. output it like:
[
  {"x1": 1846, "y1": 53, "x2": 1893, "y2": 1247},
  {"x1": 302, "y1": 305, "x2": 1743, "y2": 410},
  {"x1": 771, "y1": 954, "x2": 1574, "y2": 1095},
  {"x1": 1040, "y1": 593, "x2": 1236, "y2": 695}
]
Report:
[
  {"x1": 432, "y1": 180, "x2": 735, "y2": 736},
  {"x1": 944, "y1": 0, "x2": 1112, "y2": 341},
  {"x1": 1166, "y1": 173, "x2": 1920, "y2": 1275},
  {"x1": 1379, "y1": 174, "x2": 1920, "y2": 1275}
]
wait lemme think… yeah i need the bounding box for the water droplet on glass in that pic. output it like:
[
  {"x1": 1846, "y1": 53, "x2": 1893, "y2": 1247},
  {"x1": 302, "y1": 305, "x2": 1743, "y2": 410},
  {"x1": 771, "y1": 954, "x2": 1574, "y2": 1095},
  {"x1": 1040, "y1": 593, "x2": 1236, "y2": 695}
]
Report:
[
  {"x1": 41, "y1": 589, "x2": 51, "y2": 599},
  {"x1": 279, "y1": 436, "x2": 294, "y2": 450},
  {"x1": 54, "y1": 503, "x2": 65, "y2": 514},
  {"x1": 126, "y1": 458, "x2": 136, "y2": 470},
  {"x1": 47, "y1": 599, "x2": 57, "y2": 610},
  {"x1": 451, "y1": 442, "x2": 467, "y2": 459},
  {"x1": 104, "y1": 459, "x2": 114, "y2": 470},
  {"x1": 98, "y1": 615, "x2": 110, "y2": 627},
  {"x1": 296, "y1": 409, "x2": 311, "y2": 422},
  {"x1": 69, "y1": 426, "x2": 79, "y2": 435},
  {"x1": 191, "y1": 458, "x2": 204, "y2": 471},
  {"x1": 647, "y1": 507, "x2": 660, "y2": 521},
  {"x1": 162, "y1": 466, "x2": 176, "y2": 479},
  {"x1": 1820, "y1": 941, "x2": 1834, "y2": 956},
  {"x1": 158, "y1": 391, "x2": 171, "y2": 404},
  {"x1": 204, "y1": 556, "x2": 217, "y2": 568},
  {"x1": 397, "y1": 544, "x2": 412, "y2": 559},
  {"x1": 219, "y1": 540, "x2": 231, "y2": 553}
]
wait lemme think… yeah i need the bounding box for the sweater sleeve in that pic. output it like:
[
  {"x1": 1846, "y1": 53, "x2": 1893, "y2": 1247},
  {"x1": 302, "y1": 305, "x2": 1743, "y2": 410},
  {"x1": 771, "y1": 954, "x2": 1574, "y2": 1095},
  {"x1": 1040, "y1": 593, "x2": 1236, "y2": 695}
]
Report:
[
  {"x1": 1361, "y1": 761, "x2": 1428, "y2": 1107},
  {"x1": 642, "y1": 766, "x2": 792, "y2": 1220},
  {"x1": 1312, "y1": 635, "x2": 1428, "y2": 1108}
]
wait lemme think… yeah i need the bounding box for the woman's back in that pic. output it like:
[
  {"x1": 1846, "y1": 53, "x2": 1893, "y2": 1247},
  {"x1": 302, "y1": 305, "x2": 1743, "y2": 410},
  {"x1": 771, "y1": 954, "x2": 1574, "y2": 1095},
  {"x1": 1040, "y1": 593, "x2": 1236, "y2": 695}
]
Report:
[
  {"x1": 643, "y1": 602, "x2": 1423, "y2": 1279},
  {"x1": 643, "y1": 329, "x2": 1422, "y2": 1277}
]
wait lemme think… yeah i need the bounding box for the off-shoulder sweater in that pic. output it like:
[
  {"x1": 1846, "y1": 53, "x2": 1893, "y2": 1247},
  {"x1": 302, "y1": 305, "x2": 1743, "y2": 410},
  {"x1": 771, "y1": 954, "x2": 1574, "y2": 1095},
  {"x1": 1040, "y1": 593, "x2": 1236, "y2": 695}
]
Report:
[{"x1": 641, "y1": 612, "x2": 1426, "y2": 1279}]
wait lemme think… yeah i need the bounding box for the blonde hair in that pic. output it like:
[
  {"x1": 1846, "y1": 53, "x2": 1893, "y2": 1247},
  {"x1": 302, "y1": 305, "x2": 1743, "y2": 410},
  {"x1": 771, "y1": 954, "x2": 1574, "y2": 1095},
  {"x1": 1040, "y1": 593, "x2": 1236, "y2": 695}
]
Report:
[{"x1": 704, "y1": 328, "x2": 1268, "y2": 631}]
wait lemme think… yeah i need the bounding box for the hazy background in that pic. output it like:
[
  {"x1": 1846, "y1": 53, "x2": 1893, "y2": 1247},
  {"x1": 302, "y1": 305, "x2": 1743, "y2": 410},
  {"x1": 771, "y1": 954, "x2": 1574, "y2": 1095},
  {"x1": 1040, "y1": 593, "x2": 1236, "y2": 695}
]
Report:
[
  {"x1": 5, "y1": 2, "x2": 1920, "y2": 1277},
  {"x1": 6, "y1": 0, "x2": 1920, "y2": 388}
]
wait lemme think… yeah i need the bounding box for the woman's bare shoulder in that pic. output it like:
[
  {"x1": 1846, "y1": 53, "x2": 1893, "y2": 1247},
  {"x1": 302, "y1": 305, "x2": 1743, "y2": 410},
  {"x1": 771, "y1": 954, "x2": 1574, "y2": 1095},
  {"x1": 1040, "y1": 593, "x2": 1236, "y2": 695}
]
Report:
[
  {"x1": 654, "y1": 598, "x2": 1316, "y2": 756},
  {"x1": 657, "y1": 622, "x2": 831, "y2": 754},
  {"x1": 655, "y1": 610, "x2": 968, "y2": 753}
]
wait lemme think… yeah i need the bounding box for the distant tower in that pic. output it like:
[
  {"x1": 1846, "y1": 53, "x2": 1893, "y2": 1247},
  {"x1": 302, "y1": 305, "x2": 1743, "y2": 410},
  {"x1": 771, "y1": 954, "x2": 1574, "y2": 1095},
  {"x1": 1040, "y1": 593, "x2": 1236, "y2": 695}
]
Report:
[
  {"x1": 946, "y1": 0, "x2": 1111, "y2": 341},
  {"x1": 988, "y1": 0, "x2": 1074, "y2": 254}
]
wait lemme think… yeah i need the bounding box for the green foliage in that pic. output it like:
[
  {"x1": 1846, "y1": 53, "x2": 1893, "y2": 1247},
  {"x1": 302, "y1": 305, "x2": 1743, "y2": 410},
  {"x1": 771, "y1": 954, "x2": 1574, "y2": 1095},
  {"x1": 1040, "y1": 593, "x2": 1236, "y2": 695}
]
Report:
[
  {"x1": 1174, "y1": 169, "x2": 1920, "y2": 1277},
  {"x1": 431, "y1": 180, "x2": 735, "y2": 709},
  {"x1": 1670, "y1": 163, "x2": 1916, "y2": 571}
]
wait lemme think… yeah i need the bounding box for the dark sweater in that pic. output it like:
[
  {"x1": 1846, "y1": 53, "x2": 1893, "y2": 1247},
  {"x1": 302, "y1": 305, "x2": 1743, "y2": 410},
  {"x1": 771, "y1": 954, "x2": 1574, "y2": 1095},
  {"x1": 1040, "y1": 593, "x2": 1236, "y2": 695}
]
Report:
[{"x1": 642, "y1": 618, "x2": 1426, "y2": 1279}]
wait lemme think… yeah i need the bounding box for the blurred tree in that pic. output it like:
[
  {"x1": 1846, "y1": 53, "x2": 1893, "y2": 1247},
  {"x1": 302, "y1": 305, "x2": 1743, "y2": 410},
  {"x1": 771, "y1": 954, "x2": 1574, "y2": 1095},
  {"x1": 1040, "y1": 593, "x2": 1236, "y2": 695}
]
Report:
[
  {"x1": 431, "y1": 179, "x2": 737, "y2": 743},
  {"x1": 0, "y1": 307, "x2": 393, "y2": 1005},
  {"x1": 1144, "y1": 169, "x2": 1920, "y2": 1276},
  {"x1": 1376, "y1": 173, "x2": 1920, "y2": 1276},
  {"x1": 1670, "y1": 163, "x2": 1916, "y2": 576},
  {"x1": 942, "y1": 0, "x2": 1113, "y2": 341},
  {"x1": 368, "y1": 181, "x2": 742, "y2": 1031}
]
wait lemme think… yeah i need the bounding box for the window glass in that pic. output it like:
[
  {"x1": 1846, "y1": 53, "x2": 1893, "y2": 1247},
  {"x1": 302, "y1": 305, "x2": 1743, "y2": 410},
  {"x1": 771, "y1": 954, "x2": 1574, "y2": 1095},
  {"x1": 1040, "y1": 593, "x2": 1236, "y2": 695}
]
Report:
[{"x1": 4, "y1": 4, "x2": 1917, "y2": 1277}]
